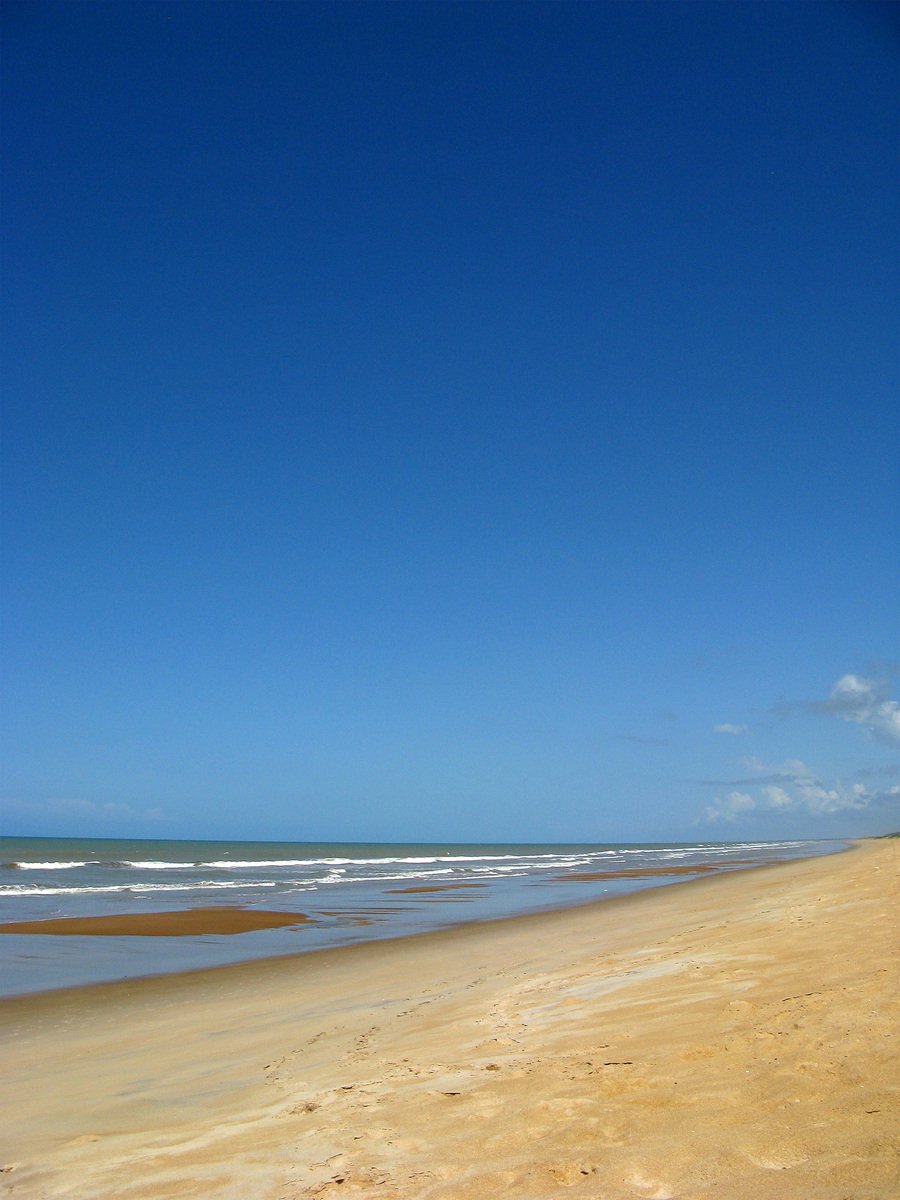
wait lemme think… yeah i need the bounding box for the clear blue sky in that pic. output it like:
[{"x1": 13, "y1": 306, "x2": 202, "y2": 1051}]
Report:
[{"x1": 2, "y1": 1, "x2": 898, "y2": 843}]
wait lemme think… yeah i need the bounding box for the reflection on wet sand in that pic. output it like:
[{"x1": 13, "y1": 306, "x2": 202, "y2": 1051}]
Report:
[
  {"x1": 384, "y1": 882, "x2": 489, "y2": 894},
  {"x1": 551, "y1": 859, "x2": 763, "y2": 882}
]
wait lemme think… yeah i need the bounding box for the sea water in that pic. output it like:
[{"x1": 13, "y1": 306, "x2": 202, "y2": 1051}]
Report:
[{"x1": 0, "y1": 836, "x2": 847, "y2": 996}]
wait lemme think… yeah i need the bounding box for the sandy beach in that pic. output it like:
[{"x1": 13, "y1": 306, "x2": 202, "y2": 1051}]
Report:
[{"x1": 1, "y1": 839, "x2": 896, "y2": 1199}]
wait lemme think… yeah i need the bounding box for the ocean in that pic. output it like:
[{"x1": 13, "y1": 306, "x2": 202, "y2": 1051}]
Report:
[{"x1": 0, "y1": 835, "x2": 847, "y2": 996}]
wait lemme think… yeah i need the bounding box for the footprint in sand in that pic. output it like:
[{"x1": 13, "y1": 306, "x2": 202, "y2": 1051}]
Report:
[{"x1": 628, "y1": 1172, "x2": 674, "y2": 1199}]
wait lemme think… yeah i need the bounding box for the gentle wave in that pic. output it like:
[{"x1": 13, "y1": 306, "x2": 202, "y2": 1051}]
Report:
[
  {"x1": 115, "y1": 861, "x2": 194, "y2": 870},
  {"x1": 0, "y1": 866, "x2": 468, "y2": 897},
  {"x1": 3, "y1": 851, "x2": 614, "y2": 872},
  {"x1": 4, "y1": 861, "x2": 89, "y2": 871},
  {"x1": 197, "y1": 853, "x2": 592, "y2": 868},
  {"x1": 0, "y1": 881, "x2": 282, "y2": 897},
  {"x1": 0, "y1": 842, "x2": 817, "y2": 898},
  {"x1": 337, "y1": 868, "x2": 456, "y2": 884}
]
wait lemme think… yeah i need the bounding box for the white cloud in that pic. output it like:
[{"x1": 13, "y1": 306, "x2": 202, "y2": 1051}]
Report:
[
  {"x1": 746, "y1": 756, "x2": 868, "y2": 814},
  {"x1": 761, "y1": 785, "x2": 793, "y2": 809},
  {"x1": 699, "y1": 670, "x2": 900, "y2": 824},
  {"x1": 823, "y1": 674, "x2": 900, "y2": 746},
  {"x1": 701, "y1": 756, "x2": 900, "y2": 823},
  {"x1": 740, "y1": 755, "x2": 812, "y2": 779},
  {"x1": 703, "y1": 790, "x2": 756, "y2": 822}
]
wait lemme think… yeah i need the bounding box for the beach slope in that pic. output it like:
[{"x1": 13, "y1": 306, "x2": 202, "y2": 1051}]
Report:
[{"x1": 1, "y1": 840, "x2": 896, "y2": 1199}]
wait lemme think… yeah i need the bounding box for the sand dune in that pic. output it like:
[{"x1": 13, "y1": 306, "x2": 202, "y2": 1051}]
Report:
[{"x1": 1, "y1": 840, "x2": 896, "y2": 1198}]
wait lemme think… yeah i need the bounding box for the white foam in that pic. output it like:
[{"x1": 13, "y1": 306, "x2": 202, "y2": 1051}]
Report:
[
  {"x1": 0, "y1": 880, "x2": 281, "y2": 897},
  {"x1": 6, "y1": 861, "x2": 87, "y2": 870},
  {"x1": 119, "y1": 861, "x2": 194, "y2": 870},
  {"x1": 6, "y1": 850, "x2": 618, "y2": 874},
  {"x1": 199, "y1": 853, "x2": 587, "y2": 868},
  {"x1": 310, "y1": 868, "x2": 458, "y2": 884},
  {"x1": 203, "y1": 859, "x2": 323, "y2": 869},
  {"x1": 488, "y1": 860, "x2": 592, "y2": 873}
]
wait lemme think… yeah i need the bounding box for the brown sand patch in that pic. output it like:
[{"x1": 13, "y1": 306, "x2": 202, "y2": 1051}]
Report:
[{"x1": 0, "y1": 906, "x2": 311, "y2": 937}]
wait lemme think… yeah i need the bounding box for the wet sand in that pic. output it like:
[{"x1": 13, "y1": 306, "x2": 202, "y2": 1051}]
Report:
[
  {"x1": 559, "y1": 864, "x2": 723, "y2": 881},
  {"x1": 0, "y1": 906, "x2": 311, "y2": 937},
  {"x1": 0, "y1": 839, "x2": 896, "y2": 1199},
  {"x1": 384, "y1": 882, "x2": 489, "y2": 894}
]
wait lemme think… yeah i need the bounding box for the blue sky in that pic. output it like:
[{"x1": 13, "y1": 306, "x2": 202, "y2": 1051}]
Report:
[{"x1": 2, "y1": 1, "x2": 898, "y2": 843}]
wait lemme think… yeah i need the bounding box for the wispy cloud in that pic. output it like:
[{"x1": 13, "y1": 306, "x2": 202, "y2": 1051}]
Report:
[
  {"x1": 855, "y1": 763, "x2": 900, "y2": 780},
  {"x1": 818, "y1": 674, "x2": 900, "y2": 746},
  {"x1": 699, "y1": 670, "x2": 900, "y2": 824},
  {"x1": 694, "y1": 774, "x2": 792, "y2": 786},
  {"x1": 702, "y1": 791, "x2": 755, "y2": 822},
  {"x1": 701, "y1": 756, "x2": 900, "y2": 822},
  {"x1": 2, "y1": 797, "x2": 164, "y2": 822},
  {"x1": 773, "y1": 673, "x2": 900, "y2": 746}
]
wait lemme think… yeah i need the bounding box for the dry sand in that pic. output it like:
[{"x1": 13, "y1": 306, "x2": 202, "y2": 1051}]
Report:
[{"x1": 0, "y1": 839, "x2": 896, "y2": 1199}]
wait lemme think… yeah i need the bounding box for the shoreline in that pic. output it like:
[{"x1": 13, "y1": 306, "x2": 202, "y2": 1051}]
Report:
[
  {"x1": 0, "y1": 846, "x2": 842, "y2": 1001},
  {"x1": 1, "y1": 838, "x2": 895, "y2": 1198}
]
